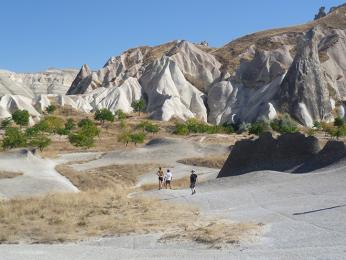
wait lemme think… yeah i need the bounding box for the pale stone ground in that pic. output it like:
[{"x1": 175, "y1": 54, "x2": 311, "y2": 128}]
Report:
[{"x1": 0, "y1": 138, "x2": 346, "y2": 259}]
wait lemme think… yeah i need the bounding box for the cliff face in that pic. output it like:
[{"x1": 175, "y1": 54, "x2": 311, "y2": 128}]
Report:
[{"x1": 217, "y1": 132, "x2": 346, "y2": 177}]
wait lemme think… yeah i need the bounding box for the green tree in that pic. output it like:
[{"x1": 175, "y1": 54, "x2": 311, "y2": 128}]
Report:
[
  {"x1": 137, "y1": 121, "x2": 159, "y2": 134},
  {"x1": 130, "y1": 132, "x2": 146, "y2": 146},
  {"x1": 131, "y1": 99, "x2": 145, "y2": 116},
  {"x1": 68, "y1": 131, "x2": 95, "y2": 148},
  {"x1": 68, "y1": 119, "x2": 100, "y2": 148},
  {"x1": 0, "y1": 117, "x2": 12, "y2": 130},
  {"x1": 28, "y1": 135, "x2": 51, "y2": 151},
  {"x1": 35, "y1": 116, "x2": 65, "y2": 133},
  {"x1": 94, "y1": 108, "x2": 114, "y2": 126},
  {"x1": 46, "y1": 105, "x2": 57, "y2": 114},
  {"x1": 11, "y1": 110, "x2": 30, "y2": 128},
  {"x1": 2, "y1": 127, "x2": 27, "y2": 150}
]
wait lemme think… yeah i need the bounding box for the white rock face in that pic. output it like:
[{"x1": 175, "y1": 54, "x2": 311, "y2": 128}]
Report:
[
  {"x1": 140, "y1": 56, "x2": 207, "y2": 121},
  {"x1": 0, "y1": 68, "x2": 77, "y2": 98},
  {"x1": 0, "y1": 95, "x2": 41, "y2": 124},
  {"x1": 169, "y1": 41, "x2": 222, "y2": 91},
  {"x1": 84, "y1": 77, "x2": 142, "y2": 113},
  {"x1": 208, "y1": 75, "x2": 285, "y2": 125}
]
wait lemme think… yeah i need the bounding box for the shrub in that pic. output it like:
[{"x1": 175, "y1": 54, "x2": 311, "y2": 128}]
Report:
[
  {"x1": 270, "y1": 114, "x2": 298, "y2": 134},
  {"x1": 11, "y1": 110, "x2": 30, "y2": 127},
  {"x1": 119, "y1": 119, "x2": 127, "y2": 129},
  {"x1": 64, "y1": 118, "x2": 75, "y2": 131},
  {"x1": 130, "y1": 132, "x2": 146, "y2": 145},
  {"x1": 334, "y1": 117, "x2": 344, "y2": 127},
  {"x1": 57, "y1": 128, "x2": 70, "y2": 136},
  {"x1": 237, "y1": 122, "x2": 251, "y2": 134},
  {"x1": 174, "y1": 123, "x2": 189, "y2": 135},
  {"x1": 249, "y1": 121, "x2": 270, "y2": 136},
  {"x1": 305, "y1": 128, "x2": 316, "y2": 137},
  {"x1": 2, "y1": 127, "x2": 27, "y2": 150},
  {"x1": 131, "y1": 99, "x2": 145, "y2": 116},
  {"x1": 68, "y1": 119, "x2": 100, "y2": 148},
  {"x1": 35, "y1": 116, "x2": 65, "y2": 133},
  {"x1": 313, "y1": 121, "x2": 322, "y2": 130},
  {"x1": 137, "y1": 121, "x2": 159, "y2": 134},
  {"x1": 0, "y1": 117, "x2": 12, "y2": 130},
  {"x1": 46, "y1": 105, "x2": 57, "y2": 114},
  {"x1": 94, "y1": 109, "x2": 114, "y2": 126},
  {"x1": 115, "y1": 110, "x2": 127, "y2": 120},
  {"x1": 28, "y1": 135, "x2": 51, "y2": 151},
  {"x1": 78, "y1": 119, "x2": 95, "y2": 128},
  {"x1": 117, "y1": 130, "x2": 131, "y2": 146},
  {"x1": 186, "y1": 118, "x2": 209, "y2": 133},
  {"x1": 221, "y1": 123, "x2": 235, "y2": 134},
  {"x1": 25, "y1": 126, "x2": 40, "y2": 137},
  {"x1": 68, "y1": 131, "x2": 95, "y2": 148}
]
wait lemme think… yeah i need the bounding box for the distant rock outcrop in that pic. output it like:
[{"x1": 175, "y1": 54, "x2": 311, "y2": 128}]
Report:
[
  {"x1": 314, "y1": 7, "x2": 327, "y2": 20},
  {"x1": 217, "y1": 132, "x2": 346, "y2": 177}
]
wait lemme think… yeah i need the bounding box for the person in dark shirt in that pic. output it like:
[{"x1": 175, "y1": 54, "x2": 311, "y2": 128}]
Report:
[{"x1": 190, "y1": 170, "x2": 198, "y2": 195}]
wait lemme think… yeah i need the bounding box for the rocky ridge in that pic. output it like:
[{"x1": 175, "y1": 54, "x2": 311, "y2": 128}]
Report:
[{"x1": 3, "y1": 6, "x2": 346, "y2": 126}]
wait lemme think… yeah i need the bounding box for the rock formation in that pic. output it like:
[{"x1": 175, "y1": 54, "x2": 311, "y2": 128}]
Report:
[
  {"x1": 217, "y1": 132, "x2": 346, "y2": 177},
  {"x1": 3, "y1": 5, "x2": 346, "y2": 125},
  {"x1": 0, "y1": 68, "x2": 77, "y2": 98}
]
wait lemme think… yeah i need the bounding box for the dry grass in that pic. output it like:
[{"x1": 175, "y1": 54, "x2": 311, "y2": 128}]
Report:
[
  {"x1": 56, "y1": 163, "x2": 160, "y2": 191},
  {"x1": 177, "y1": 154, "x2": 229, "y2": 169},
  {"x1": 0, "y1": 188, "x2": 196, "y2": 244},
  {"x1": 141, "y1": 175, "x2": 191, "y2": 191},
  {"x1": 160, "y1": 220, "x2": 261, "y2": 249},
  {"x1": 0, "y1": 171, "x2": 23, "y2": 179},
  {"x1": 0, "y1": 160, "x2": 261, "y2": 246}
]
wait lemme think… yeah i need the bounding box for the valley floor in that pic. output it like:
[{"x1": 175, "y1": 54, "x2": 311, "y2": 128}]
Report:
[{"x1": 0, "y1": 136, "x2": 346, "y2": 259}]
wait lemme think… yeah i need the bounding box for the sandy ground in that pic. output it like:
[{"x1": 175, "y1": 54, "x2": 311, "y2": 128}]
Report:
[{"x1": 1, "y1": 137, "x2": 346, "y2": 259}]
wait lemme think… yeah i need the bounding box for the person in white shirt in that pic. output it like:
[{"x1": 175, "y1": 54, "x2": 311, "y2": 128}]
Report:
[{"x1": 164, "y1": 169, "x2": 172, "y2": 189}]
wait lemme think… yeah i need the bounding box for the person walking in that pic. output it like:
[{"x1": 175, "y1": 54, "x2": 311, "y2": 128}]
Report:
[
  {"x1": 164, "y1": 169, "x2": 173, "y2": 189},
  {"x1": 190, "y1": 169, "x2": 198, "y2": 195},
  {"x1": 157, "y1": 167, "x2": 164, "y2": 190}
]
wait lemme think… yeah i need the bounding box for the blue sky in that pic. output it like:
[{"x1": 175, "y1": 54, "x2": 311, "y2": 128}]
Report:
[{"x1": 0, "y1": 0, "x2": 344, "y2": 72}]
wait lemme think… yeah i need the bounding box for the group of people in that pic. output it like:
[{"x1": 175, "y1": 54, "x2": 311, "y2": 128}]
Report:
[{"x1": 156, "y1": 167, "x2": 198, "y2": 195}]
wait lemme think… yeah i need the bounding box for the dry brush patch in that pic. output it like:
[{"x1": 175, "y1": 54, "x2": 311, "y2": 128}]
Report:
[
  {"x1": 177, "y1": 154, "x2": 229, "y2": 169},
  {"x1": 160, "y1": 220, "x2": 261, "y2": 249},
  {"x1": 0, "y1": 162, "x2": 262, "y2": 246},
  {"x1": 0, "y1": 171, "x2": 23, "y2": 179}
]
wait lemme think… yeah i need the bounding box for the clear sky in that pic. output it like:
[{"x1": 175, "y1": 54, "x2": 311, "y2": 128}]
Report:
[{"x1": 0, "y1": 0, "x2": 345, "y2": 72}]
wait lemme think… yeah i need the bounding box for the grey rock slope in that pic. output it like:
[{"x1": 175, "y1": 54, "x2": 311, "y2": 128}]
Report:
[{"x1": 218, "y1": 132, "x2": 346, "y2": 177}]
